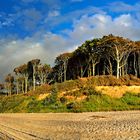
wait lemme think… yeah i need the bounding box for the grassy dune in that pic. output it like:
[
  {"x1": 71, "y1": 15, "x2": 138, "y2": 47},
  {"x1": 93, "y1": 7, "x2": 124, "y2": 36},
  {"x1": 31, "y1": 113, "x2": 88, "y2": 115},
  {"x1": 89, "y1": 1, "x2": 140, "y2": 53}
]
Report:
[{"x1": 0, "y1": 75, "x2": 140, "y2": 113}]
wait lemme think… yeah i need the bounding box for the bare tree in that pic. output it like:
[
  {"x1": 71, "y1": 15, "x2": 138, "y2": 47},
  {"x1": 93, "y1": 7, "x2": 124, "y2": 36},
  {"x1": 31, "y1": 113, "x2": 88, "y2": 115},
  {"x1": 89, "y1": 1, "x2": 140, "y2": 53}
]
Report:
[
  {"x1": 19, "y1": 64, "x2": 29, "y2": 93},
  {"x1": 100, "y1": 35, "x2": 135, "y2": 78},
  {"x1": 5, "y1": 74, "x2": 14, "y2": 96},
  {"x1": 37, "y1": 64, "x2": 52, "y2": 85},
  {"x1": 55, "y1": 53, "x2": 72, "y2": 82},
  {"x1": 14, "y1": 67, "x2": 20, "y2": 94},
  {"x1": 29, "y1": 59, "x2": 40, "y2": 90}
]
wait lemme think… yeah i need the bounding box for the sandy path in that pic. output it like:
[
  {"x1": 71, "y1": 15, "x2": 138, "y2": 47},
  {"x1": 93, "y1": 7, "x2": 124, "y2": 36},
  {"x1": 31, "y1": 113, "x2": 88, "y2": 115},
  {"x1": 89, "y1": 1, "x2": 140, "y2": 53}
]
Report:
[{"x1": 0, "y1": 111, "x2": 140, "y2": 140}]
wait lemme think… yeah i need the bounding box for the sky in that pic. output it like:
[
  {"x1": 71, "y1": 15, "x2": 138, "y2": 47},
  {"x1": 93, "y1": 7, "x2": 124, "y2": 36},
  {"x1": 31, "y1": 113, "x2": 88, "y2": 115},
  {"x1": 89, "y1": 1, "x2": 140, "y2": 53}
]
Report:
[{"x1": 0, "y1": 0, "x2": 140, "y2": 81}]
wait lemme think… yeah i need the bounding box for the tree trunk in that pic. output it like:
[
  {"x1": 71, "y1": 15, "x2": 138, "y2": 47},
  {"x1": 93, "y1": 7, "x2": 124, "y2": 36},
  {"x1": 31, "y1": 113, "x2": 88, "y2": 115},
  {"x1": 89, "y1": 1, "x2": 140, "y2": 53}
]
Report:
[
  {"x1": 22, "y1": 81, "x2": 24, "y2": 94},
  {"x1": 138, "y1": 53, "x2": 140, "y2": 77},
  {"x1": 122, "y1": 66, "x2": 125, "y2": 77},
  {"x1": 9, "y1": 83, "x2": 12, "y2": 96},
  {"x1": 16, "y1": 79, "x2": 19, "y2": 95},
  {"x1": 92, "y1": 63, "x2": 95, "y2": 76},
  {"x1": 103, "y1": 61, "x2": 105, "y2": 75},
  {"x1": 33, "y1": 66, "x2": 36, "y2": 91},
  {"x1": 60, "y1": 70, "x2": 63, "y2": 83},
  {"x1": 108, "y1": 59, "x2": 112, "y2": 75},
  {"x1": 116, "y1": 47, "x2": 120, "y2": 79},
  {"x1": 25, "y1": 77, "x2": 28, "y2": 93},
  {"x1": 134, "y1": 53, "x2": 138, "y2": 77},
  {"x1": 64, "y1": 61, "x2": 67, "y2": 82},
  {"x1": 80, "y1": 66, "x2": 83, "y2": 78},
  {"x1": 40, "y1": 75, "x2": 43, "y2": 85},
  {"x1": 43, "y1": 74, "x2": 46, "y2": 84},
  {"x1": 116, "y1": 60, "x2": 120, "y2": 79},
  {"x1": 124, "y1": 63, "x2": 127, "y2": 75}
]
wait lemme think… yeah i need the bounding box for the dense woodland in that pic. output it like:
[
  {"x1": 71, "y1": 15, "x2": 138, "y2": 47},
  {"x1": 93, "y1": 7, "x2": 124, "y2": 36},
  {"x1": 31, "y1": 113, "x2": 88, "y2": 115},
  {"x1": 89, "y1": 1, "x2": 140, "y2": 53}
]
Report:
[{"x1": 0, "y1": 34, "x2": 140, "y2": 95}]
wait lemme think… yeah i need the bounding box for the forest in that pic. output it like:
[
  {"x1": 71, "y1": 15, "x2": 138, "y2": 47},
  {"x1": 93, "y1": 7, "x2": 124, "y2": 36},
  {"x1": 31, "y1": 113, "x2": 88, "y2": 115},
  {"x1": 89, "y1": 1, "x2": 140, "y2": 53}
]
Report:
[{"x1": 0, "y1": 34, "x2": 140, "y2": 95}]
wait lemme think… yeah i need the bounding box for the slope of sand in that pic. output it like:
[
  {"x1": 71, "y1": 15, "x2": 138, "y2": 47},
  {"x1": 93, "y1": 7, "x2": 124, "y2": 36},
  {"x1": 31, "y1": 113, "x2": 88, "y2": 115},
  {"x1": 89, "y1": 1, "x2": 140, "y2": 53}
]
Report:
[{"x1": 0, "y1": 111, "x2": 140, "y2": 140}]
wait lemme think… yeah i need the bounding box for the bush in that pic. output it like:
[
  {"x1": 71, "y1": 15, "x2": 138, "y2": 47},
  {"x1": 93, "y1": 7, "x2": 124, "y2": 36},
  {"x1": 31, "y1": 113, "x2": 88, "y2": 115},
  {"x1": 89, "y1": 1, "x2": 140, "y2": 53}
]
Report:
[
  {"x1": 66, "y1": 102, "x2": 82, "y2": 112},
  {"x1": 81, "y1": 86, "x2": 102, "y2": 96},
  {"x1": 60, "y1": 97, "x2": 67, "y2": 104},
  {"x1": 121, "y1": 92, "x2": 140, "y2": 106},
  {"x1": 28, "y1": 84, "x2": 51, "y2": 95}
]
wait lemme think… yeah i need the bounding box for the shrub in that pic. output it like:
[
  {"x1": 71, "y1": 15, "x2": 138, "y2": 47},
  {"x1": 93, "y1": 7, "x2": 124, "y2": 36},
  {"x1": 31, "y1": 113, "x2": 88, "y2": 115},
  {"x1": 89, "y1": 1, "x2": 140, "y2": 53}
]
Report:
[
  {"x1": 66, "y1": 102, "x2": 82, "y2": 112},
  {"x1": 60, "y1": 97, "x2": 67, "y2": 104},
  {"x1": 81, "y1": 86, "x2": 102, "y2": 96},
  {"x1": 121, "y1": 92, "x2": 140, "y2": 106}
]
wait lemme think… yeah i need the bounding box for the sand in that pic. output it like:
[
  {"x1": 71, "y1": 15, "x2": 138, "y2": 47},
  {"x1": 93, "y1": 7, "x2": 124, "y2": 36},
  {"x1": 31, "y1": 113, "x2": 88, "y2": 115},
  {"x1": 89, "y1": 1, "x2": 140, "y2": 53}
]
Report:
[{"x1": 0, "y1": 111, "x2": 139, "y2": 140}]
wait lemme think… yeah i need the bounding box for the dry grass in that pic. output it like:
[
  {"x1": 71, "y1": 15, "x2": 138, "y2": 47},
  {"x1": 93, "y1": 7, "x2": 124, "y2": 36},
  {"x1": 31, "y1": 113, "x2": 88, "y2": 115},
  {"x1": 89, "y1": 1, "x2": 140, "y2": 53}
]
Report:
[
  {"x1": 95, "y1": 86, "x2": 140, "y2": 98},
  {"x1": 37, "y1": 93, "x2": 50, "y2": 100}
]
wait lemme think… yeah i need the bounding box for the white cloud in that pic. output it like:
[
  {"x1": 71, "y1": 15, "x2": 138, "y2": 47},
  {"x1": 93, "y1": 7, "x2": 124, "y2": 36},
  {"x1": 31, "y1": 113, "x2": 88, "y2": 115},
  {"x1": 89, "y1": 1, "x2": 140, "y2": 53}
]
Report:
[
  {"x1": 22, "y1": 8, "x2": 43, "y2": 31},
  {"x1": 0, "y1": 14, "x2": 14, "y2": 28},
  {"x1": 0, "y1": 33, "x2": 71, "y2": 81},
  {"x1": 65, "y1": 13, "x2": 140, "y2": 42},
  {"x1": 41, "y1": 0, "x2": 62, "y2": 10},
  {"x1": 108, "y1": 1, "x2": 140, "y2": 13},
  {"x1": 48, "y1": 10, "x2": 60, "y2": 17},
  {"x1": 44, "y1": 6, "x2": 105, "y2": 28}
]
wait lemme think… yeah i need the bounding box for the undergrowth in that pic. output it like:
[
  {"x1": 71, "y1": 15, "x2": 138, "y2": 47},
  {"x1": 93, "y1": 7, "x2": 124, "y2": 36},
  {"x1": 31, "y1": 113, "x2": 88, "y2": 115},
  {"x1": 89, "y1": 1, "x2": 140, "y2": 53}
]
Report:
[{"x1": 0, "y1": 87, "x2": 139, "y2": 113}]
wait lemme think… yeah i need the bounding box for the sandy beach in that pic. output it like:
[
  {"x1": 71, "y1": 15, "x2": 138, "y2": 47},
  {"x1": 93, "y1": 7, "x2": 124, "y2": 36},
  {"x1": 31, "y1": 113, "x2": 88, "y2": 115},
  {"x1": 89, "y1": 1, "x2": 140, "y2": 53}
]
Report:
[{"x1": 0, "y1": 111, "x2": 139, "y2": 140}]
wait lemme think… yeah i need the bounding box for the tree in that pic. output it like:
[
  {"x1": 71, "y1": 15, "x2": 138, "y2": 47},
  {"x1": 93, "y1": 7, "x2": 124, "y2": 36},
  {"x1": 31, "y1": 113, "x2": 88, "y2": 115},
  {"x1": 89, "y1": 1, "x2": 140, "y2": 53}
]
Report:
[
  {"x1": 18, "y1": 64, "x2": 29, "y2": 93},
  {"x1": 0, "y1": 83, "x2": 4, "y2": 94},
  {"x1": 86, "y1": 39, "x2": 102, "y2": 76},
  {"x1": 29, "y1": 59, "x2": 40, "y2": 90},
  {"x1": 55, "y1": 53, "x2": 72, "y2": 82},
  {"x1": 99, "y1": 35, "x2": 135, "y2": 78},
  {"x1": 37, "y1": 64, "x2": 52, "y2": 85},
  {"x1": 5, "y1": 74, "x2": 14, "y2": 96},
  {"x1": 73, "y1": 39, "x2": 102, "y2": 77},
  {"x1": 134, "y1": 41, "x2": 140, "y2": 77},
  {"x1": 14, "y1": 67, "x2": 20, "y2": 94}
]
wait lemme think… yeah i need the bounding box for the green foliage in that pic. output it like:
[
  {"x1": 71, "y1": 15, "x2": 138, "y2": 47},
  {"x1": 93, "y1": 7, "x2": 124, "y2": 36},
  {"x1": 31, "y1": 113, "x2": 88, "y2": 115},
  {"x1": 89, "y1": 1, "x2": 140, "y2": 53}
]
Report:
[{"x1": 121, "y1": 92, "x2": 140, "y2": 106}]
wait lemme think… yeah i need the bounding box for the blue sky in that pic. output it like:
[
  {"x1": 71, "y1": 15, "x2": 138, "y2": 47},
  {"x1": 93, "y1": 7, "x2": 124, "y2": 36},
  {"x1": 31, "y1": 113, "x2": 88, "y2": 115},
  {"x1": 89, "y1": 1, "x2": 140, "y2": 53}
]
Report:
[
  {"x1": 0, "y1": 0, "x2": 139, "y2": 38},
  {"x1": 0, "y1": 0, "x2": 140, "y2": 81}
]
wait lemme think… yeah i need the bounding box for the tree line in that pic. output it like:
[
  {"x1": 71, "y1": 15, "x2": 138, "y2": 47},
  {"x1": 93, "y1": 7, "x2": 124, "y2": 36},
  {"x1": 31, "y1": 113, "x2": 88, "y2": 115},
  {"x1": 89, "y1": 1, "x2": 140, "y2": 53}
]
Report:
[{"x1": 0, "y1": 34, "x2": 140, "y2": 95}]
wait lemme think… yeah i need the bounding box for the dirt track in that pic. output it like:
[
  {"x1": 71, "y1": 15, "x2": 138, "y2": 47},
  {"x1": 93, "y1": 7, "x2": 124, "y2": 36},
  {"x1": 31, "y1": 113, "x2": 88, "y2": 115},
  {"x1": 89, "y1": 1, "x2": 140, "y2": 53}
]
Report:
[{"x1": 0, "y1": 111, "x2": 140, "y2": 140}]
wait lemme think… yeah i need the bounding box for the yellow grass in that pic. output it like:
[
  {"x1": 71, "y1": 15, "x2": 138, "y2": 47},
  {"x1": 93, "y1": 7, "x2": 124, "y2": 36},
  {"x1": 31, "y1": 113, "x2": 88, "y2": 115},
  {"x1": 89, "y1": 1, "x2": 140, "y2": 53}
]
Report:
[
  {"x1": 38, "y1": 93, "x2": 50, "y2": 100},
  {"x1": 37, "y1": 85, "x2": 140, "y2": 101},
  {"x1": 95, "y1": 86, "x2": 140, "y2": 98}
]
